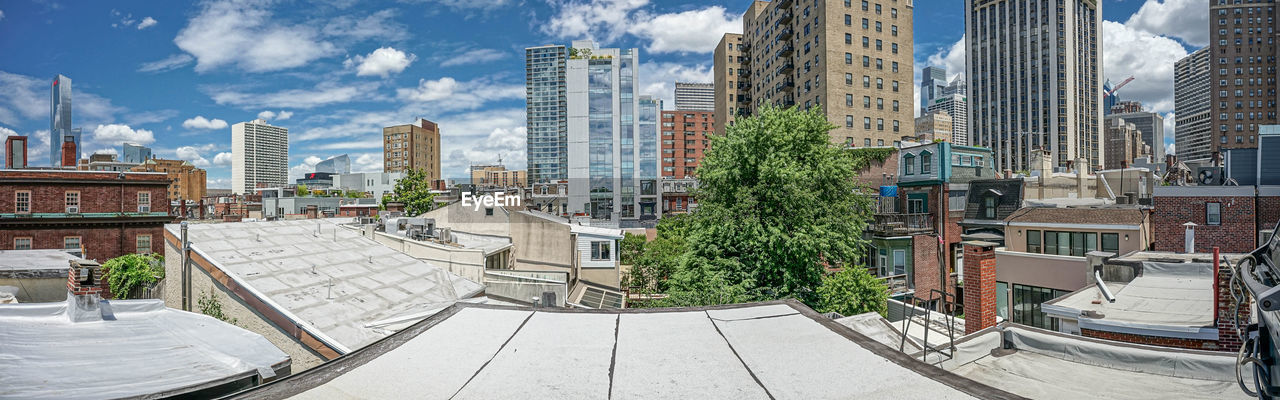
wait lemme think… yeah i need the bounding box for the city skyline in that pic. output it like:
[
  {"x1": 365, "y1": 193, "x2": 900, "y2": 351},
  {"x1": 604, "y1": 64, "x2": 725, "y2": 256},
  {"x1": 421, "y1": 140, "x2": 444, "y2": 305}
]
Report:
[{"x1": 0, "y1": 1, "x2": 1201, "y2": 187}]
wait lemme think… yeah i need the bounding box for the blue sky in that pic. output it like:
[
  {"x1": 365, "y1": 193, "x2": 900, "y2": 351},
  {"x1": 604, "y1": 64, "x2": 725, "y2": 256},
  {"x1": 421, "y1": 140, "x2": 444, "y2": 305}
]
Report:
[{"x1": 0, "y1": 0, "x2": 1204, "y2": 187}]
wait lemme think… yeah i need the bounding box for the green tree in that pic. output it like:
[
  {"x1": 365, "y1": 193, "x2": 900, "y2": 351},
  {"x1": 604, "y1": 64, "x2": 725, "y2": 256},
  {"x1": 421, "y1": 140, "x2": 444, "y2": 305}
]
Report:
[
  {"x1": 100, "y1": 253, "x2": 165, "y2": 299},
  {"x1": 815, "y1": 267, "x2": 889, "y2": 316},
  {"x1": 620, "y1": 233, "x2": 646, "y2": 265},
  {"x1": 663, "y1": 106, "x2": 875, "y2": 306},
  {"x1": 624, "y1": 214, "x2": 692, "y2": 296},
  {"x1": 295, "y1": 184, "x2": 309, "y2": 197},
  {"x1": 383, "y1": 169, "x2": 438, "y2": 216}
]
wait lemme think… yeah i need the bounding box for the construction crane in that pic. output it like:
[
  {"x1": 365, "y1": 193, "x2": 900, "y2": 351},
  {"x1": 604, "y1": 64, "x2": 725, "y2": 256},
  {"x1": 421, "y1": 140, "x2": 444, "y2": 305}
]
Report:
[{"x1": 1104, "y1": 76, "x2": 1135, "y2": 98}]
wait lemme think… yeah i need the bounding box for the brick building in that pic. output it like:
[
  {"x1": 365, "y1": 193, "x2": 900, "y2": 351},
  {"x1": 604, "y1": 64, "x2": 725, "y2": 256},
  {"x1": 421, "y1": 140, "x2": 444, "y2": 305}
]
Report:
[
  {"x1": 130, "y1": 158, "x2": 208, "y2": 201},
  {"x1": 0, "y1": 170, "x2": 174, "y2": 261},
  {"x1": 1152, "y1": 186, "x2": 1265, "y2": 253},
  {"x1": 661, "y1": 111, "x2": 713, "y2": 179}
]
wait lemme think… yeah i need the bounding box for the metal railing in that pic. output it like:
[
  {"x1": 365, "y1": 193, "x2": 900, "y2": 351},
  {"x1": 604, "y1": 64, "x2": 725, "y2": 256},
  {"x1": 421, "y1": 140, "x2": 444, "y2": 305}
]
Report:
[{"x1": 870, "y1": 213, "x2": 934, "y2": 235}]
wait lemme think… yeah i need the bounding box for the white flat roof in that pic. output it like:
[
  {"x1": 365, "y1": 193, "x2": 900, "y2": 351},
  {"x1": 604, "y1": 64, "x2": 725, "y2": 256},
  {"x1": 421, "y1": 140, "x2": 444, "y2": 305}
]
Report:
[
  {"x1": 0, "y1": 249, "x2": 79, "y2": 272},
  {"x1": 231, "y1": 301, "x2": 1012, "y2": 399},
  {"x1": 1043, "y1": 262, "x2": 1215, "y2": 338}
]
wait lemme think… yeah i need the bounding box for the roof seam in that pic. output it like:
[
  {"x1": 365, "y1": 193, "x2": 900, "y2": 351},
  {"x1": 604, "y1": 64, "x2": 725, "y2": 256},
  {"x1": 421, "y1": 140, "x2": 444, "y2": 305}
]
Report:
[
  {"x1": 448, "y1": 310, "x2": 536, "y2": 400},
  {"x1": 704, "y1": 310, "x2": 776, "y2": 400},
  {"x1": 607, "y1": 314, "x2": 620, "y2": 400}
]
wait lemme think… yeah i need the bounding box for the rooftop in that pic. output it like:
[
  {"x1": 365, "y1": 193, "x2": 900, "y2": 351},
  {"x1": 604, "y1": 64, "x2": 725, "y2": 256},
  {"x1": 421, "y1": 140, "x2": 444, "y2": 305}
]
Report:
[
  {"x1": 230, "y1": 301, "x2": 1013, "y2": 399},
  {"x1": 0, "y1": 297, "x2": 290, "y2": 400},
  {"x1": 171, "y1": 219, "x2": 485, "y2": 353},
  {"x1": 0, "y1": 249, "x2": 79, "y2": 274},
  {"x1": 1043, "y1": 260, "x2": 1216, "y2": 339},
  {"x1": 1005, "y1": 206, "x2": 1146, "y2": 226}
]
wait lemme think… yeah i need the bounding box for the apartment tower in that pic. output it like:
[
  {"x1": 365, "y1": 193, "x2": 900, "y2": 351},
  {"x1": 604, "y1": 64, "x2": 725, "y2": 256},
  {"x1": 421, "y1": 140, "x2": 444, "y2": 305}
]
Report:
[
  {"x1": 525, "y1": 45, "x2": 569, "y2": 184},
  {"x1": 966, "y1": 0, "x2": 1102, "y2": 172},
  {"x1": 734, "y1": 0, "x2": 914, "y2": 147},
  {"x1": 674, "y1": 82, "x2": 715, "y2": 111},
  {"x1": 231, "y1": 119, "x2": 289, "y2": 195},
  {"x1": 1175, "y1": 47, "x2": 1212, "y2": 161},
  {"x1": 382, "y1": 119, "x2": 441, "y2": 182},
  {"x1": 920, "y1": 66, "x2": 947, "y2": 115},
  {"x1": 662, "y1": 110, "x2": 713, "y2": 178},
  {"x1": 1209, "y1": 1, "x2": 1277, "y2": 152},
  {"x1": 713, "y1": 33, "x2": 748, "y2": 136},
  {"x1": 1107, "y1": 101, "x2": 1165, "y2": 162},
  {"x1": 927, "y1": 93, "x2": 969, "y2": 145}
]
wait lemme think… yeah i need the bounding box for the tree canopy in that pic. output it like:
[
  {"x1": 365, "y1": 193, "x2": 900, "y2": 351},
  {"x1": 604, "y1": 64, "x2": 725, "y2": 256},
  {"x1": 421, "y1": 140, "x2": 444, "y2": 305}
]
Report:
[
  {"x1": 815, "y1": 266, "x2": 889, "y2": 316},
  {"x1": 383, "y1": 169, "x2": 437, "y2": 216}
]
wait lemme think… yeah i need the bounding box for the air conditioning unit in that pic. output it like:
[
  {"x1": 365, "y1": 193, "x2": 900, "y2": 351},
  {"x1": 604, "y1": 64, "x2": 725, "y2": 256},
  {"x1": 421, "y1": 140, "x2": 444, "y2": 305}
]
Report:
[
  {"x1": 1263, "y1": 230, "x2": 1276, "y2": 247},
  {"x1": 67, "y1": 206, "x2": 79, "y2": 214},
  {"x1": 139, "y1": 206, "x2": 150, "y2": 213},
  {"x1": 1197, "y1": 167, "x2": 1225, "y2": 186}
]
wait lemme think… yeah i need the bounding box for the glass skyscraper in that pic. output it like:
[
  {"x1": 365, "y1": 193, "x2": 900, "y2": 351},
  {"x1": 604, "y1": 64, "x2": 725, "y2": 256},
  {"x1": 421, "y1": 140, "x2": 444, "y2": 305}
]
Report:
[
  {"x1": 122, "y1": 143, "x2": 152, "y2": 164},
  {"x1": 50, "y1": 74, "x2": 81, "y2": 166},
  {"x1": 525, "y1": 45, "x2": 568, "y2": 184}
]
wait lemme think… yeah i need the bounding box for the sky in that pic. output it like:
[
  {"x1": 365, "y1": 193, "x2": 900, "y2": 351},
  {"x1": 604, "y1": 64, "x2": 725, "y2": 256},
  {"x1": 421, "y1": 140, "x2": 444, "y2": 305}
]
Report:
[{"x1": 0, "y1": 0, "x2": 1207, "y2": 188}]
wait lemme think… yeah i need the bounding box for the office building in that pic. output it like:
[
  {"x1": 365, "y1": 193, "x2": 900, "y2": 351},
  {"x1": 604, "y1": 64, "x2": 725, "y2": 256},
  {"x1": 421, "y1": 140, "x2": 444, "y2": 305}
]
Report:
[
  {"x1": 914, "y1": 110, "x2": 953, "y2": 143},
  {"x1": 314, "y1": 154, "x2": 351, "y2": 175},
  {"x1": 131, "y1": 158, "x2": 208, "y2": 201},
  {"x1": 471, "y1": 164, "x2": 527, "y2": 188},
  {"x1": 231, "y1": 119, "x2": 289, "y2": 195},
  {"x1": 332, "y1": 172, "x2": 403, "y2": 199},
  {"x1": 943, "y1": 75, "x2": 967, "y2": 96},
  {"x1": 920, "y1": 66, "x2": 947, "y2": 115},
  {"x1": 1210, "y1": 1, "x2": 1277, "y2": 152},
  {"x1": 1107, "y1": 101, "x2": 1164, "y2": 162},
  {"x1": 674, "y1": 82, "x2": 714, "y2": 111},
  {"x1": 565, "y1": 40, "x2": 660, "y2": 224},
  {"x1": 662, "y1": 110, "x2": 713, "y2": 178},
  {"x1": 5, "y1": 136, "x2": 26, "y2": 169},
  {"x1": 927, "y1": 93, "x2": 969, "y2": 145},
  {"x1": 78, "y1": 153, "x2": 139, "y2": 172},
  {"x1": 1175, "y1": 47, "x2": 1212, "y2": 162},
  {"x1": 736, "y1": 0, "x2": 914, "y2": 147},
  {"x1": 967, "y1": 0, "x2": 1102, "y2": 172},
  {"x1": 382, "y1": 119, "x2": 441, "y2": 182},
  {"x1": 1102, "y1": 80, "x2": 1120, "y2": 116},
  {"x1": 1103, "y1": 117, "x2": 1145, "y2": 170},
  {"x1": 525, "y1": 44, "x2": 569, "y2": 184},
  {"x1": 122, "y1": 143, "x2": 152, "y2": 164},
  {"x1": 49, "y1": 74, "x2": 82, "y2": 167},
  {"x1": 713, "y1": 33, "x2": 747, "y2": 136}
]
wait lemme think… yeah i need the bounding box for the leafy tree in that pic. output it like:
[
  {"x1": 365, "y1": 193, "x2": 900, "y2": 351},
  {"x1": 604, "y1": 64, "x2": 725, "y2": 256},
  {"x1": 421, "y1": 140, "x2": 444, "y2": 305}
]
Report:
[
  {"x1": 295, "y1": 184, "x2": 309, "y2": 197},
  {"x1": 620, "y1": 233, "x2": 646, "y2": 265},
  {"x1": 815, "y1": 267, "x2": 889, "y2": 317},
  {"x1": 383, "y1": 169, "x2": 437, "y2": 216},
  {"x1": 663, "y1": 106, "x2": 875, "y2": 306},
  {"x1": 624, "y1": 214, "x2": 692, "y2": 296},
  {"x1": 100, "y1": 253, "x2": 164, "y2": 299}
]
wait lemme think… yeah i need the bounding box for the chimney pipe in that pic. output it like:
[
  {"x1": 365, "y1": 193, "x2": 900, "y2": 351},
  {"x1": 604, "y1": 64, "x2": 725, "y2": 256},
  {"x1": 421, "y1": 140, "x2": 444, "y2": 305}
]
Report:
[{"x1": 1184, "y1": 222, "x2": 1197, "y2": 253}]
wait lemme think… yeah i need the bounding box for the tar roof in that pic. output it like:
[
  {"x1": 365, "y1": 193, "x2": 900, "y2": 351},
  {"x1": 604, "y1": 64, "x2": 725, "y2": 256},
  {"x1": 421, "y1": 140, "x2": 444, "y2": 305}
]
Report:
[
  {"x1": 1004, "y1": 206, "x2": 1146, "y2": 226},
  {"x1": 0, "y1": 297, "x2": 289, "y2": 400},
  {"x1": 1043, "y1": 261, "x2": 1215, "y2": 338},
  {"x1": 171, "y1": 219, "x2": 485, "y2": 353},
  {"x1": 230, "y1": 300, "x2": 1016, "y2": 400}
]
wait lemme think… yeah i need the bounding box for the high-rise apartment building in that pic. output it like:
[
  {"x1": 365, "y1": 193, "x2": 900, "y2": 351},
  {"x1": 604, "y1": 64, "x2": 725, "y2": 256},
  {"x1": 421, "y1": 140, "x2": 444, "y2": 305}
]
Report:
[
  {"x1": 382, "y1": 119, "x2": 441, "y2": 182},
  {"x1": 1209, "y1": 1, "x2": 1277, "y2": 152},
  {"x1": 661, "y1": 110, "x2": 713, "y2": 179},
  {"x1": 526, "y1": 45, "x2": 569, "y2": 184},
  {"x1": 122, "y1": 143, "x2": 152, "y2": 164},
  {"x1": 920, "y1": 66, "x2": 947, "y2": 115},
  {"x1": 713, "y1": 33, "x2": 748, "y2": 137},
  {"x1": 674, "y1": 82, "x2": 715, "y2": 111},
  {"x1": 734, "y1": 0, "x2": 914, "y2": 147},
  {"x1": 1103, "y1": 116, "x2": 1147, "y2": 170},
  {"x1": 315, "y1": 154, "x2": 351, "y2": 175},
  {"x1": 914, "y1": 110, "x2": 953, "y2": 143},
  {"x1": 1107, "y1": 101, "x2": 1165, "y2": 162},
  {"x1": 564, "y1": 40, "x2": 660, "y2": 224},
  {"x1": 1175, "y1": 47, "x2": 1212, "y2": 162},
  {"x1": 927, "y1": 93, "x2": 968, "y2": 146},
  {"x1": 231, "y1": 119, "x2": 289, "y2": 195},
  {"x1": 967, "y1": 0, "x2": 1102, "y2": 172},
  {"x1": 49, "y1": 74, "x2": 82, "y2": 167}
]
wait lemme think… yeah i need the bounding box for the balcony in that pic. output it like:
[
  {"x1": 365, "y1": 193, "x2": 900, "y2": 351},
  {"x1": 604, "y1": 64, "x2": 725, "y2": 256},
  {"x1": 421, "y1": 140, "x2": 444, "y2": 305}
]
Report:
[
  {"x1": 775, "y1": 28, "x2": 793, "y2": 42},
  {"x1": 870, "y1": 213, "x2": 935, "y2": 236},
  {"x1": 777, "y1": 10, "x2": 793, "y2": 24},
  {"x1": 776, "y1": 0, "x2": 793, "y2": 8},
  {"x1": 775, "y1": 44, "x2": 794, "y2": 58},
  {"x1": 774, "y1": 79, "x2": 794, "y2": 93},
  {"x1": 737, "y1": 95, "x2": 752, "y2": 104}
]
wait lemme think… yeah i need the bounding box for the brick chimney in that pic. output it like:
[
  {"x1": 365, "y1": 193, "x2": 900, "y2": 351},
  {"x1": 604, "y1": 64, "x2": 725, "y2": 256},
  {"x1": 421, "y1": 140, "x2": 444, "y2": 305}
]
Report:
[
  {"x1": 61, "y1": 139, "x2": 77, "y2": 167},
  {"x1": 67, "y1": 259, "x2": 104, "y2": 297},
  {"x1": 4, "y1": 136, "x2": 27, "y2": 169},
  {"x1": 962, "y1": 241, "x2": 998, "y2": 335}
]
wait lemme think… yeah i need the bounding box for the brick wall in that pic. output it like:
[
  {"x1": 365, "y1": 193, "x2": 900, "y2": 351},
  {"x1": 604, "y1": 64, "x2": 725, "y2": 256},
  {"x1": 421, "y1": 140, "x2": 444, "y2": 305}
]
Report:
[
  {"x1": 963, "y1": 242, "x2": 997, "y2": 335},
  {"x1": 1080, "y1": 329, "x2": 1218, "y2": 351},
  {"x1": 0, "y1": 181, "x2": 168, "y2": 214},
  {"x1": 0, "y1": 225, "x2": 165, "y2": 261},
  {"x1": 1260, "y1": 195, "x2": 1280, "y2": 232},
  {"x1": 1152, "y1": 195, "x2": 1256, "y2": 253},
  {"x1": 912, "y1": 234, "x2": 941, "y2": 298},
  {"x1": 1217, "y1": 257, "x2": 1250, "y2": 353},
  {"x1": 661, "y1": 111, "x2": 714, "y2": 179}
]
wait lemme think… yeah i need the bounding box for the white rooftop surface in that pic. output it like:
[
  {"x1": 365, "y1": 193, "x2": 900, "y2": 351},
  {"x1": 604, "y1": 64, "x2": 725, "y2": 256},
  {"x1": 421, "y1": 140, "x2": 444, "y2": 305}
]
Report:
[
  {"x1": 0, "y1": 249, "x2": 79, "y2": 271},
  {"x1": 171, "y1": 220, "x2": 485, "y2": 352},
  {"x1": 1044, "y1": 263, "x2": 1214, "y2": 331},
  {"x1": 0, "y1": 297, "x2": 289, "y2": 400},
  {"x1": 245, "y1": 302, "x2": 1006, "y2": 399}
]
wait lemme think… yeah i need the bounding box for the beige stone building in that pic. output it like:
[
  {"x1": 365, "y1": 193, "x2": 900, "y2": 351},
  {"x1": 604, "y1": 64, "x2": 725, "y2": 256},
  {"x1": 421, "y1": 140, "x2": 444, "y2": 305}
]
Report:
[
  {"x1": 722, "y1": 0, "x2": 913, "y2": 147},
  {"x1": 130, "y1": 158, "x2": 207, "y2": 201},
  {"x1": 713, "y1": 33, "x2": 746, "y2": 137},
  {"x1": 471, "y1": 164, "x2": 528, "y2": 188},
  {"x1": 383, "y1": 119, "x2": 441, "y2": 181},
  {"x1": 914, "y1": 110, "x2": 953, "y2": 143},
  {"x1": 1104, "y1": 116, "x2": 1147, "y2": 170}
]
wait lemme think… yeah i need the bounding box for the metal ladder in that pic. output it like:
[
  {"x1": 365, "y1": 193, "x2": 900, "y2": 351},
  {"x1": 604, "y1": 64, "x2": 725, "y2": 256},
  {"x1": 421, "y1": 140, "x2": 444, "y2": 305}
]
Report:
[{"x1": 898, "y1": 289, "x2": 961, "y2": 363}]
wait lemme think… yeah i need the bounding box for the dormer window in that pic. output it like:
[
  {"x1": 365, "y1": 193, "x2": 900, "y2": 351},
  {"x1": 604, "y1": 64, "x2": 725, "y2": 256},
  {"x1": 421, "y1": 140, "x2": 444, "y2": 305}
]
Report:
[
  {"x1": 983, "y1": 196, "x2": 996, "y2": 219},
  {"x1": 921, "y1": 151, "x2": 932, "y2": 174},
  {"x1": 903, "y1": 154, "x2": 915, "y2": 175}
]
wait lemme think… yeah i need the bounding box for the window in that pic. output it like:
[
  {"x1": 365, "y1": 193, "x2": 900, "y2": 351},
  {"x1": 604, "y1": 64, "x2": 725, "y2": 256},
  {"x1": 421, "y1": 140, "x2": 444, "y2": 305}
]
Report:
[
  {"x1": 590, "y1": 241, "x2": 612, "y2": 261},
  {"x1": 64, "y1": 236, "x2": 81, "y2": 251},
  {"x1": 1101, "y1": 233, "x2": 1120, "y2": 254},
  {"x1": 137, "y1": 192, "x2": 151, "y2": 213},
  {"x1": 65, "y1": 191, "x2": 80, "y2": 213},
  {"x1": 1011, "y1": 284, "x2": 1068, "y2": 330},
  {"x1": 893, "y1": 249, "x2": 906, "y2": 276},
  {"x1": 1207, "y1": 202, "x2": 1222, "y2": 225},
  {"x1": 921, "y1": 152, "x2": 932, "y2": 173},
  {"x1": 14, "y1": 237, "x2": 32, "y2": 250},
  {"x1": 15, "y1": 191, "x2": 30, "y2": 214},
  {"x1": 983, "y1": 196, "x2": 997, "y2": 219},
  {"x1": 904, "y1": 154, "x2": 915, "y2": 175},
  {"x1": 136, "y1": 234, "x2": 152, "y2": 255},
  {"x1": 485, "y1": 208, "x2": 495, "y2": 216},
  {"x1": 1027, "y1": 230, "x2": 1042, "y2": 253}
]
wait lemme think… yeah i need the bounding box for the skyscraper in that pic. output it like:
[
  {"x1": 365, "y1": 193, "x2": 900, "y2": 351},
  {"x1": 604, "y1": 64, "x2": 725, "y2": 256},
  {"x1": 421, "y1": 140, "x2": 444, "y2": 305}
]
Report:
[
  {"x1": 927, "y1": 93, "x2": 968, "y2": 146},
  {"x1": 122, "y1": 143, "x2": 152, "y2": 164},
  {"x1": 1175, "y1": 47, "x2": 1212, "y2": 162},
  {"x1": 382, "y1": 119, "x2": 441, "y2": 181},
  {"x1": 564, "y1": 40, "x2": 660, "y2": 224},
  {"x1": 315, "y1": 154, "x2": 351, "y2": 175},
  {"x1": 1107, "y1": 101, "x2": 1164, "y2": 162},
  {"x1": 713, "y1": 33, "x2": 747, "y2": 137},
  {"x1": 920, "y1": 66, "x2": 947, "y2": 115},
  {"x1": 50, "y1": 74, "x2": 82, "y2": 166},
  {"x1": 1209, "y1": 1, "x2": 1277, "y2": 152},
  {"x1": 734, "y1": 0, "x2": 914, "y2": 147},
  {"x1": 231, "y1": 119, "x2": 289, "y2": 195},
  {"x1": 674, "y1": 82, "x2": 714, "y2": 111},
  {"x1": 966, "y1": 0, "x2": 1102, "y2": 172},
  {"x1": 525, "y1": 45, "x2": 569, "y2": 184}
]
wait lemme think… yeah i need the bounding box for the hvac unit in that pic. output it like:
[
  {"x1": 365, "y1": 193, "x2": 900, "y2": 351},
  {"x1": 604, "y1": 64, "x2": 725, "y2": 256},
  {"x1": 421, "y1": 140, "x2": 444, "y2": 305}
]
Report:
[
  {"x1": 1264, "y1": 230, "x2": 1276, "y2": 247},
  {"x1": 66, "y1": 206, "x2": 79, "y2": 214},
  {"x1": 1196, "y1": 167, "x2": 1225, "y2": 186}
]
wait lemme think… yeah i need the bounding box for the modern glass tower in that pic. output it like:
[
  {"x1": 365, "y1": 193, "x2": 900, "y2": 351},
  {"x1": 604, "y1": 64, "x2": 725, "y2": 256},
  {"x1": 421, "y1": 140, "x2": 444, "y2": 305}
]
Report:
[
  {"x1": 525, "y1": 45, "x2": 569, "y2": 184},
  {"x1": 920, "y1": 67, "x2": 947, "y2": 115},
  {"x1": 50, "y1": 74, "x2": 81, "y2": 166},
  {"x1": 122, "y1": 143, "x2": 152, "y2": 164}
]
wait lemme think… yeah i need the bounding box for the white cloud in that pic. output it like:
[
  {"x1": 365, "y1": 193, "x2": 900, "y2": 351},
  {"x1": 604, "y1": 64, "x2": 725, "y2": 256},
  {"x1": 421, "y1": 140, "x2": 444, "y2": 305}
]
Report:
[
  {"x1": 295, "y1": 110, "x2": 400, "y2": 141},
  {"x1": 207, "y1": 82, "x2": 373, "y2": 109},
  {"x1": 207, "y1": 178, "x2": 232, "y2": 189},
  {"x1": 91, "y1": 124, "x2": 155, "y2": 147},
  {"x1": 402, "y1": 0, "x2": 511, "y2": 12},
  {"x1": 352, "y1": 153, "x2": 383, "y2": 173},
  {"x1": 396, "y1": 77, "x2": 523, "y2": 112},
  {"x1": 182, "y1": 116, "x2": 229, "y2": 130},
  {"x1": 213, "y1": 152, "x2": 233, "y2": 167},
  {"x1": 29, "y1": 130, "x2": 50, "y2": 164},
  {"x1": 307, "y1": 139, "x2": 384, "y2": 150},
  {"x1": 277, "y1": 111, "x2": 294, "y2": 120},
  {"x1": 1125, "y1": 0, "x2": 1209, "y2": 47},
  {"x1": 137, "y1": 16, "x2": 157, "y2": 30},
  {"x1": 111, "y1": 9, "x2": 137, "y2": 28},
  {"x1": 175, "y1": 0, "x2": 338, "y2": 73},
  {"x1": 257, "y1": 110, "x2": 294, "y2": 121},
  {"x1": 289, "y1": 155, "x2": 325, "y2": 181},
  {"x1": 176, "y1": 146, "x2": 212, "y2": 168},
  {"x1": 138, "y1": 54, "x2": 194, "y2": 73},
  {"x1": 0, "y1": 126, "x2": 14, "y2": 136},
  {"x1": 1102, "y1": 21, "x2": 1187, "y2": 114},
  {"x1": 925, "y1": 36, "x2": 966, "y2": 83},
  {"x1": 347, "y1": 47, "x2": 416, "y2": 77},
  {"x1": 628, "y1": 6, "x2": 740, "y2": 54},
  {"x1": 0, "y1": 70, "x2": 50, "y2": 122},
  {"x1": 1, "y1": 10, "x2": 6, "y2": 21},
  {"x1": 542, "y1": 0, "x2": 648, "y2": 41},
  {"x1": 322, "y1": 9, "x2": 408, "y2": 42},
  {"x1": 637, "y1": 62, "x2": 713, "y2": 107},
  {"x1": 439, "y1": 48, "x2": 507, "y2": 67}
]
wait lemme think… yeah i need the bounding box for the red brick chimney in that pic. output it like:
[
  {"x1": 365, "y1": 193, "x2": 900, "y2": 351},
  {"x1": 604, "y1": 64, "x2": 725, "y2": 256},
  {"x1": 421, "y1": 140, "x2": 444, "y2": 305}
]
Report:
[
  {"x1": 963, "y1": 241, "x2": 998, "y2": 335},
  {"x1": 67, "y1": 259, "x2": 104, "y2": 297},
  {"x1": 1216, "y1": 248, "x2": 1250, "y2": 352},
  {"x1": 199, "y1": 199, "x2": 206, "y2": 219},
  {"x1": 61, "y1": 140, "x2": 77, "y2": 167},
  {"x1": 4, "y1": 136, "x2": 27, "y2": 169}
]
